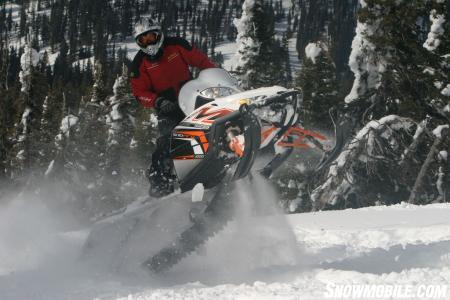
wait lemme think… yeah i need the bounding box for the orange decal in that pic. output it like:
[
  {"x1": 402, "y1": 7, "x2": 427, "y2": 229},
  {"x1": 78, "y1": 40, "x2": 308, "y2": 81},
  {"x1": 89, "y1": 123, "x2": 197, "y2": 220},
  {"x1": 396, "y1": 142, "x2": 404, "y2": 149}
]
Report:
[
  {"x1": 176, "y1": 130, "x2": 209, "y2": 153},
  {"x1": 191, "y1": 107, "x2": 233, "y2": 124}
]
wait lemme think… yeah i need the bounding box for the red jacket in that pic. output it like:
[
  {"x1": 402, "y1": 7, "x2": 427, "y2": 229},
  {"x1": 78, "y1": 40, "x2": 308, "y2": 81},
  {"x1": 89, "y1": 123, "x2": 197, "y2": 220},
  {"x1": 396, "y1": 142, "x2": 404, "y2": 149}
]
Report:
[{"x1": 130, "y1": 37, "x2": 216, "y2": 108}]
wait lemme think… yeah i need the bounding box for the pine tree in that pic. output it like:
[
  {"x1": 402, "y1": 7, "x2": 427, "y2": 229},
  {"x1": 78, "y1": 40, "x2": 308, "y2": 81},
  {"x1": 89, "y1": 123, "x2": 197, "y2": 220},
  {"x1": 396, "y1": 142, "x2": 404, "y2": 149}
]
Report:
[
  {"x1": 0, "y1": 4, "x2": 5, "y2": 38},
  {"x1": 50, "y1": 59, "x2": 110, "y2": 215},
  {"x1": 51, "y1": 94, "x2": 74, "y2": 178},
  {"x1": 104, "y1": 65, "x2": 137, "y2": 205},
  {"x1": 73, "y1": 60, "x2": 110, "y2": 212},
  {"x1": 296, "y1": 41, "x2": 339, "y2": 130},
  {"x1": 11, "y1": 44, "x2": 48, "y2": 177},
  {"x1": 40, "y1": 92, "x2": 62, "y2": 169},
  {"x1": 53, "y1": 38, "x2": 70, "y2": 83},
  {"x1": 345, "y1": 0, "x2": 449, "y2": 123},
  {"x1": 281, "y1": 34, "x2": 292, "y2": 84},
  {"x1": 49, "y1": 0, "x2": 65, "y2": 48},
  {"x1": 130, "y1": 107, "x2": 158, "y2": 188},
  {"x1": 19, "y1": 4, "x2": 27, "y2": 38},
  {"x1": 0, "y1": 45, "x2": 19, "y2": 183},
  {"x1": 82, "y1": 62, "x2": 107, "y2": 145},
  {"x1": 49, "y1": 92, "x2": 86, "y2": 212},
  {"x1": 233, "y1": 0, "x2": 286, "y2": 89},
  {"x1": 295, "y1": 0, "x2": 358, "y2": 77},
  {"x1": 312, "y1": 0, "x2": 450, "y2": 209},
  {"x1": 7, "y1": 8, "x2": 13, "y2": 32},
  {"x1": 0, "y1": 85, "x2": 8, "y2": 183},
  {"x1": 90, "y1": 61, "x2": 108, "y2": 105}
]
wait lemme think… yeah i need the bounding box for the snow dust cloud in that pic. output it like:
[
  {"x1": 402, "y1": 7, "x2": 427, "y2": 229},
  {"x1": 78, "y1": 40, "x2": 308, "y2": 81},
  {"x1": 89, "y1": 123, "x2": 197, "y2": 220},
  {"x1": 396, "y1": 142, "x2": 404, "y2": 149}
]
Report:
[
  {"x1": 171, "y1": 174, "x2": 302, "y2": 284},
  {"x1": 0, "y1": 176, "x2": 304, "y2": 297},
  {"x1": 0, "y1": 188, "x2": 106, "y2": 299},
  {"x1": 0, "y1": 191, "x2": 73, "y2": 275}
]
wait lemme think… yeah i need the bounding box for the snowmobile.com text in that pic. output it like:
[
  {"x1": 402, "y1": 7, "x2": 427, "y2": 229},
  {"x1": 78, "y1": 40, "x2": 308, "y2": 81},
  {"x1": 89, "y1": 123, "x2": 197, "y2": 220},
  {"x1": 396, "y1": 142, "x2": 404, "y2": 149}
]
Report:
[{"x1": 324, "y1": 283, "x2": 448, "y2": 299}]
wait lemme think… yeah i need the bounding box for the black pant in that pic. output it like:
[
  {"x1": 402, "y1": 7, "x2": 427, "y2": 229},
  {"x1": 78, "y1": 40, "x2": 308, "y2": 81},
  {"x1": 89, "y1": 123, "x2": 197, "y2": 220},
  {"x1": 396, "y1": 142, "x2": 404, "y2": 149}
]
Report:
[{"x1": 148, "y1": 108, "x2": 185, "y2": 185}]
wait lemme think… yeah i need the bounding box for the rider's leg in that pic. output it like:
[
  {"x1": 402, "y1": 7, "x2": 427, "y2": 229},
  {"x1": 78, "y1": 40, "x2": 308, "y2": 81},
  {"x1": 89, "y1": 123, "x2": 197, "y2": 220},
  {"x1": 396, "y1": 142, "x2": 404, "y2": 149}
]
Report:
[{"x1": 148, "y1": 110, "x2": 185, "y2": 197}]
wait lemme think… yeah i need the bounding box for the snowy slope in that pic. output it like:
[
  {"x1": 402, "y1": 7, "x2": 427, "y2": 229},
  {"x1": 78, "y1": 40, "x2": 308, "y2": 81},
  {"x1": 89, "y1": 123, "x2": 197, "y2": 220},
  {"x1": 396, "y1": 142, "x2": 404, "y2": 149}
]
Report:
[{"x1": 1, "y1": 194, "x2": 450, "y2": 300}]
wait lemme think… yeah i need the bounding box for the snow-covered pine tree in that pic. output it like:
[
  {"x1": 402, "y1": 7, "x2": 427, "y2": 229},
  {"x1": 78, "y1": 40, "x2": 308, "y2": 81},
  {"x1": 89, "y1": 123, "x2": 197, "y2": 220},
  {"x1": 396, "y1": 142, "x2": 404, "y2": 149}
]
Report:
[
  {"x1": 104, "y1": 65, "x2": 137, "y2": 206},
  {"x1": 11, "y1": 44, "x2": 48, "y2": 178},
  {"x1": 51, "y1": 60, "x2": 110, "y2": 214},
  {"x1": 0, "y1": 46, "x2": 9, "y2": 183},
  {"x1": 39, "y1": 96, "x2": 52, "y2": 164},
  {"x1": 421, "y1": 2, "x2": 450, "y2": 120},
  {"x1": 295, "y1": 0, "x2": 358, "y2": 76},
  {"x1": 311, "y1": 116, "x2": 419, "y2": 209},
  {"x1": 296, "y1": 41, "x2": 339, "y2": 130},
  {"x1": 311, "y1": 0, "x2": 449, "y2": 210},
  {"x1": 47, "y1": 92, "x2": 92, "y2": 216},
  {"x1": 0, "y1": 45, "x2": 21, "y2": 184},
  {"x1": 39, "y1": 90, "x2": 62, "y2": 169},
  {"x1": 409, "y1": 125, "x2": 449, "y2": 204},
  {"x1": 0, "y1": 90, "x2": 7, "y2": 183},
  {"x1": 89, "y1": 61, "x2": 108, "y2": 105},
  {"x1": 345, "y1": 0, "x2": 449, "y2": 122},
  {"x1": 281, "y1": 34, "x2": 292, "y2": 84},
  {"x1": 233, "y1": 0, "x2": 286, "y2": 89},
  {"x1": 51, "y1": 93, "x2": 80, "y2": 180}
]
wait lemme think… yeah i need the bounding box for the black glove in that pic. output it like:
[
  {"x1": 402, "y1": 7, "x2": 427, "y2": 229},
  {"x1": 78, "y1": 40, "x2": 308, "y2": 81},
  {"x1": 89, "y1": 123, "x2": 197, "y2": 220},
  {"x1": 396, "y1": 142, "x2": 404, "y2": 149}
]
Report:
[{"x1": 155, "y1": 97, "x2": 178, "y2": 114}]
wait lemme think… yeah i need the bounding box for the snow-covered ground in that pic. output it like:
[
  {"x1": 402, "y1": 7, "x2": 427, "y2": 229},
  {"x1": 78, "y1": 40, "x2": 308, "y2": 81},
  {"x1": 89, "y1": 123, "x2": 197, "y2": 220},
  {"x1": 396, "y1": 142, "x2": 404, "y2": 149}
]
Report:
[{"x1": 1, "y1": 185, "x2": 450, "y2": 300}]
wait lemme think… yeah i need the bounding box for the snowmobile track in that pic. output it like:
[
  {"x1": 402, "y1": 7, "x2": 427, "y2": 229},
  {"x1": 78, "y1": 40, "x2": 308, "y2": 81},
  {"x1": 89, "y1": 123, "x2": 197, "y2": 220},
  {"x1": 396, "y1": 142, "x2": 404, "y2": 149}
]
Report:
[{"x1": 144, "y1": 181, "x2": 236, "y2": 273}]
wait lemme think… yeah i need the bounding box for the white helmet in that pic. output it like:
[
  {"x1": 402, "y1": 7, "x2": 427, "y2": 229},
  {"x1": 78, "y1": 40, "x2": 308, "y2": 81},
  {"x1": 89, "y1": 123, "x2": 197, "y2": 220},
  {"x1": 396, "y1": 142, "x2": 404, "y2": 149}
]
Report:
[{"x1": 133, "y1": 17, "x2": 164, "y2": 57}]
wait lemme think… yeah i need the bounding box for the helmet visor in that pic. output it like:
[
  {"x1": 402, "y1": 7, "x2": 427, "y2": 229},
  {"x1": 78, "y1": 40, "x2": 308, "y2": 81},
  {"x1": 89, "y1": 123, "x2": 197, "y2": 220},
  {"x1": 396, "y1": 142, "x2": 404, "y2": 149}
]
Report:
[{"x1": 137, "y1": 31, "x2": 160, "y2": 47}]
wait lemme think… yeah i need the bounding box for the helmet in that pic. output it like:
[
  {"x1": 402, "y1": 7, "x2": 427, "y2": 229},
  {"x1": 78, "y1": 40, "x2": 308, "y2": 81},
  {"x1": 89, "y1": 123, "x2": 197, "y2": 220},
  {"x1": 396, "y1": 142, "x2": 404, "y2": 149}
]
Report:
[{"x1": 133, "y1": 17, "x2": 164, "y2": 57}]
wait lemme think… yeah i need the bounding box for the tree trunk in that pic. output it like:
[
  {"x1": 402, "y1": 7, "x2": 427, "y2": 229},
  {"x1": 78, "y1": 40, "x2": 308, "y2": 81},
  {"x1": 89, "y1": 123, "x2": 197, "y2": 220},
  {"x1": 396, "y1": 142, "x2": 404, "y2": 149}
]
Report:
[{"x1": 408, "y1": 127, "x2": 448, "y2": 204}]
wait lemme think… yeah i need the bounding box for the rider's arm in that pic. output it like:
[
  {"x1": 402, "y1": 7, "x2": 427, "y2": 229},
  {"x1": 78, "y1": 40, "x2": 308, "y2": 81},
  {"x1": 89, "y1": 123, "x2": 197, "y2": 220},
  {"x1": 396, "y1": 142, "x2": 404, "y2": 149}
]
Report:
[{"x1": 130, "y1": 57, "x2": 158, "y2": 108}]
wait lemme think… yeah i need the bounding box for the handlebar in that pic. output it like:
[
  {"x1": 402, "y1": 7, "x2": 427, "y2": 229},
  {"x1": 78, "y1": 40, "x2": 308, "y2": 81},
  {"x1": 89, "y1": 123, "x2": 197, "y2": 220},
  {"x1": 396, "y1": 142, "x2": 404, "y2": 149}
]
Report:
[{"x1": 249, "y1": 90, "x2": 300, "y2": 110}]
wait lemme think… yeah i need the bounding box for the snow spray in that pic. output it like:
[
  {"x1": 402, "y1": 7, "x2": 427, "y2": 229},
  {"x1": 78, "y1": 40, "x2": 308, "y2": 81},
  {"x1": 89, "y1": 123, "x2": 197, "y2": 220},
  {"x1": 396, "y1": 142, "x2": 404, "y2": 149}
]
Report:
[{"x1": 172, "y1": 174, "x2": 301, "y2": 283}]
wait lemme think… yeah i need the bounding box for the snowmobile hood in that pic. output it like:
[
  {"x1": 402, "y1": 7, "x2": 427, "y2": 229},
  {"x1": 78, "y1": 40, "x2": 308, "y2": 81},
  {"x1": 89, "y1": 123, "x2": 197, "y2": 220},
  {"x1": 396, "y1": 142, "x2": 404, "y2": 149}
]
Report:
[{"x1": 178, "y1": 85, "x2": 288, "y2": 128}]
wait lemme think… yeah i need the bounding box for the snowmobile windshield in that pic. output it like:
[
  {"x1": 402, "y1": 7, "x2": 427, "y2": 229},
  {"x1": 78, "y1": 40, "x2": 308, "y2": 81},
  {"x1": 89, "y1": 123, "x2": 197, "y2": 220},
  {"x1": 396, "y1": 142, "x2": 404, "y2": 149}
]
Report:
[
  {"x1": 199, "y1": 87, "x2": 237, "y2": 99},
  {"x1": 178, "y1": 68, "x2": 242, "y2": 115}
]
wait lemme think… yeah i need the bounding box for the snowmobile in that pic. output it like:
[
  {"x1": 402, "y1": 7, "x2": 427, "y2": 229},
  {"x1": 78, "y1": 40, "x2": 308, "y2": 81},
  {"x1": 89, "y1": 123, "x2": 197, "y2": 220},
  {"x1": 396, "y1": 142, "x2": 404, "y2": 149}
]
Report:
[
  {"x1": 82, "y1": 68, "x2": 330, "y2": 273},
  {"x1": 169, "y1": 68, "x2": 327, "y2": 194}
]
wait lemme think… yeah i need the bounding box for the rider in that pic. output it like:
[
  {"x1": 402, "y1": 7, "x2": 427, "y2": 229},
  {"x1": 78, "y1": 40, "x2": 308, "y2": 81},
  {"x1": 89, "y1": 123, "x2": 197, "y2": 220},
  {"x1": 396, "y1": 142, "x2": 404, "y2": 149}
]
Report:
[{"x1": 130, "y1": 17, "x2": 216, "y2": 197}]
